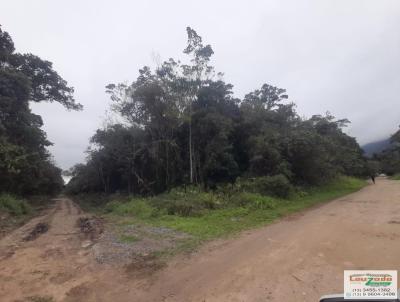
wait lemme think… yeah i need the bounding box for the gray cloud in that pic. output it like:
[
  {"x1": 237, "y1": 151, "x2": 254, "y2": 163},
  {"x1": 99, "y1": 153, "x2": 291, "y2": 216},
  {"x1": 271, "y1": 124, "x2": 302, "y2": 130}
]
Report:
[{"x1": 1, "y1": 0, "x2": 399, "y2": 169}]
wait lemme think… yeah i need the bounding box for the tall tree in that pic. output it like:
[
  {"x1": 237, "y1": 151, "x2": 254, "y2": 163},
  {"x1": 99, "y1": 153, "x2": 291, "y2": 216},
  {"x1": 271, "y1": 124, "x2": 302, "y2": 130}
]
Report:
[
  {"x1": 67, "y1": 27, "x2": 366, "y2": 195},
  {"x1": 181, "y1": 27, "x2": 214, "y2": 183},
  {"x1": 0, "y1": 26, "x2": 82, "y2": 195}
]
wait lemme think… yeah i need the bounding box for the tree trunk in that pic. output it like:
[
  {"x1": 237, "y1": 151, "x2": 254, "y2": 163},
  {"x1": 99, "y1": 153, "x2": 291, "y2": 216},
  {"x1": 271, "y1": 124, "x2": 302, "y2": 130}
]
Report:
[{"x1": 189, "y1": 117, "x2": 193, "y2": 183}]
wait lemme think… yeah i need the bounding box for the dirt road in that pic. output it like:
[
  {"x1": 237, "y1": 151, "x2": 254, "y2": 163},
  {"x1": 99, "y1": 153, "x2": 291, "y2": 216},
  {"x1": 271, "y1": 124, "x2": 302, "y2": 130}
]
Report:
[
  {"x1": 1, "y1": 178, "x2": 400, "y2": 301},
  {"x1": 0, "y1": 198, "x2": 103, "y2": 301}
]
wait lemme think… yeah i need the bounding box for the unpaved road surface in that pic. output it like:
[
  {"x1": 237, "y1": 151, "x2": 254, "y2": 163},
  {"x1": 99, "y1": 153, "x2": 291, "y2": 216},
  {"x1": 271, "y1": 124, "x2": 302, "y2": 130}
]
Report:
[
  {"x1": 0, "y1": 198, "x2": 113, "y2": 302},
  {"x1": 1, "y1": 178, "x2": 400, "y2": 301}
]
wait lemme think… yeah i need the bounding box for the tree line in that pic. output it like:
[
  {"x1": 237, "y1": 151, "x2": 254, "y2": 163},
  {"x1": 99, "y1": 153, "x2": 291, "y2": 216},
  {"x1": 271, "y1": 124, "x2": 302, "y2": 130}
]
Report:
[
  {"x1": 66, "y1": 27, "x2": 367, "y2": 195},
  {"x1": 0, "y1": 26, "x2": 81, "y2": 196},
  {"x1": 374, "y1": 127, "x2": 400, "y2": 175}
]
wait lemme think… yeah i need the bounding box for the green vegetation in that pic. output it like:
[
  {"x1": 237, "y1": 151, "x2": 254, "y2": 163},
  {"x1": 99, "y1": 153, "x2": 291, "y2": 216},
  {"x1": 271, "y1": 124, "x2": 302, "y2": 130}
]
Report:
[
  {"x1": 0, "y1": 193, "x2": 36, "y2": 237},
  {"x1": 106, "y1": 199, "x2": 154, "y2": 218},
  {"x1": 0, "y1": 26, "x2": 81, "y2": 196},
  {"x1": 375, "y1": 127, "x2": 400, "y2": 176},
  {"x1": 0, "y1": 193, "x2": 31, "y2": 216},
  {"x1": 101, "y1": 176, "x2": 365, "y2": 246},
  {"x1": 63, "y1": 28, "x2": 373, "y2": 256},
  {"x1": 0, "y1": 25, "x2": 376, "y2": 248},
  {"x1": 66, "y1": 27, "x2": 368, "y2": 198},
  {"x1": 390, "y1": 174, "x2": 400, "y2": 180},
  {"x1": 0, "y1": 194, "x2": 56, "y2": 237}
]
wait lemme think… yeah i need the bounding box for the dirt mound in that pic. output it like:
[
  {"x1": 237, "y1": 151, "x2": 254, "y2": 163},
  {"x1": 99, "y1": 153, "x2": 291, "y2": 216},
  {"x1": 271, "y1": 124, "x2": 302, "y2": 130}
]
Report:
[
  {"x1": 23, "y1": 222, "x2": 49, "y2": 241},
  {"x1": 77, "y1": 216, "x2": 103, "y2": 240}
]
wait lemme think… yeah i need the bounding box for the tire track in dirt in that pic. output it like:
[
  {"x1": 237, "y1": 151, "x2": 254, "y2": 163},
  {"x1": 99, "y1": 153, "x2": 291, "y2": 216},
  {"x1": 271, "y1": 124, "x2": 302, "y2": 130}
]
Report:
[{"x1": 0, "y1": 198, "x2": 103, "y2": 301}]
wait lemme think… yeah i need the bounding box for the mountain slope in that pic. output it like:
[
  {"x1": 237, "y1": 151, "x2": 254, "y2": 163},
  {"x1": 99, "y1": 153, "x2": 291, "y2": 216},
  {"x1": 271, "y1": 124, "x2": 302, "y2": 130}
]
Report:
[{"x1": 362, "y1": 138, "x2": 391, "y2": 157}]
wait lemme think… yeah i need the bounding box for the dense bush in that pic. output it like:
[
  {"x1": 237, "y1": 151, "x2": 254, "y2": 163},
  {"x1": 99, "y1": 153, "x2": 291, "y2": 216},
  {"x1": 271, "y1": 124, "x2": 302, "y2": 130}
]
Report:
[
  {"x1": 238, "y1": 175, "x2": 293, "y2": 198},
  {"x1": 150, "y1": 188, "x2": 221, "y2": 217},
  {"x1": 103, "y1": 182, "x2": 283, "y2": 219},
  {"x1": 100, "y1": 175, "x2": 366, "y2": 235},
  {"x1": 376, "y1": 128, "x2": 400, "y2": 176},
  {"x1": 262, "y1": 175, "x2": 293, "y2": 197},
  {"x1": 229, "y1": 192, "x2": 277, "y2": 209},
  {"x1": 0, "y1": 193, "x2": 31, "y2": 216}
]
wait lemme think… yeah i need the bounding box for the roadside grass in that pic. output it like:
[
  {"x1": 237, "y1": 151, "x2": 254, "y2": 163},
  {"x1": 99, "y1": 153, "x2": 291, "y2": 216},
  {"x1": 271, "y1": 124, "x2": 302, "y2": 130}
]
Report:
[
  {"x1": 0, "y1": 194, "x2": 33, "y2": 237},
  {"x1": 0, "y1": 194, "x2": 55, "y2": 238},
  {"x1": 151, "y1": 176, "x2": 365, "y2": 241},
  {"x1": 390, "y1": 174, "x2": 400, "y2": 180},
  {"x1": 96, "y1": 176, "x2": 366, "y2": 252},
  {"x1": 0, "y1": 193, "x2": 32, "y2": 216}
]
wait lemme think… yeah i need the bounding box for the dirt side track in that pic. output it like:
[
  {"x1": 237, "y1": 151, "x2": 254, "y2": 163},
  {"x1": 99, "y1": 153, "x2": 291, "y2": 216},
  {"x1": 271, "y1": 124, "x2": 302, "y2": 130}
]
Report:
[{"x1": 1, "y1": 178, "x2": 400, "y2": 301}]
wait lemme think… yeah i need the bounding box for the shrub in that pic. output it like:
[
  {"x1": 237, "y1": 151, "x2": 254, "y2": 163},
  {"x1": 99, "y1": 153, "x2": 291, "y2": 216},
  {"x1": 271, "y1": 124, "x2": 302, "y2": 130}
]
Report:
[
  {"x1": 151, "y1": 196, "x2": 200, "y2": 217},
  {"x1": 238, "y1": 174, "x2": 293, "y2": 198},
  {"x1": 164, "y1": 200, "x2": 198, "y2": 217},
  {"x1": 391, "y1": 174, "x2": 400, "y2": 180},
  {"x1": 106, "y1": 198, "x2": 155, "y2": 219},
  {"x1": 0, "y1": 193, "x2": 31, "y2": 216},
  {"x1": 246, "y1": 194, "x2": 277, "y2": 210},
  {"x1": 229, "y1": 191, "x2": 254, "y2": 207},
  {"x1": 150, "y1": 188, "x2": 222, "y2": 217},
  {"x1": 230, "y1": 192, "x2": 277, "y2": 209},
  {"x1": 196, "y1": 192, "x2": 220, "y2": 210},
  {"x1": 104, "y1": 200, "x2": 122, "y2": 213},
  {"x1": 259, "y1": 174, "x2": 293, "y2": 198}
]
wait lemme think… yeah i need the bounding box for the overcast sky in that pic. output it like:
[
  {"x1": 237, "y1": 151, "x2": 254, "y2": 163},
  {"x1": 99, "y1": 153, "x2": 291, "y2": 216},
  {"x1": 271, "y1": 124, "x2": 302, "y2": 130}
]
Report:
[{"x1": 1, "y1": 0, "x2": 399, "y2": 170}]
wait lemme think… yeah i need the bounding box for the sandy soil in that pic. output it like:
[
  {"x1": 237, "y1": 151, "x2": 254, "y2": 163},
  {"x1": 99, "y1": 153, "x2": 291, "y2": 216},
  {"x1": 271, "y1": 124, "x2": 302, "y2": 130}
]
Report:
[{"x1": 1, "y1": 178, "x2": 400, "y2": 301}]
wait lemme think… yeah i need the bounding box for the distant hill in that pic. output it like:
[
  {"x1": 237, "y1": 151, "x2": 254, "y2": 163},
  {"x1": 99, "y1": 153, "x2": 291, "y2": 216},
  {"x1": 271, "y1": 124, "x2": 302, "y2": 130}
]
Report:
[{"x1": 362, "y1": 138, "x2": 391, "y2": 157}]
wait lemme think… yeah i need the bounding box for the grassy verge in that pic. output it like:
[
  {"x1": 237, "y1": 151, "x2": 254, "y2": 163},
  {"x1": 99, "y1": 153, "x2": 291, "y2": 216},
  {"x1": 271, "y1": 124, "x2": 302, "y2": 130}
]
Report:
[
  {"x1": 0, "y1": 193, "x2": 32, "y2": 237},
  {"x1": 146, "y1": 176, "x2": 365, "y2": 242},
  {"x1": 390, "y1": 174, "x2": 400, "y2": 180},
  {"x1": 79, "y1": 176, "x2": 366, "y2": 252},
  {"x1": 0, "y1": 194, "x2": 54, "y2": 238}
]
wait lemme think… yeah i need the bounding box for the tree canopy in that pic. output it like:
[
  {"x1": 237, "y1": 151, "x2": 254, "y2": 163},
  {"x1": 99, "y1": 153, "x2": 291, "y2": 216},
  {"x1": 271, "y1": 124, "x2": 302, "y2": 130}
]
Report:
[
  {"x1": 0, "y1": 26, "x2": 81, "y2": 195},
  {"x1": 375, "y1": 127, "x2": 400, "y2": 175},
  {"x1": 66, "y1": 27, "x2": 366, "y2": 195}
]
